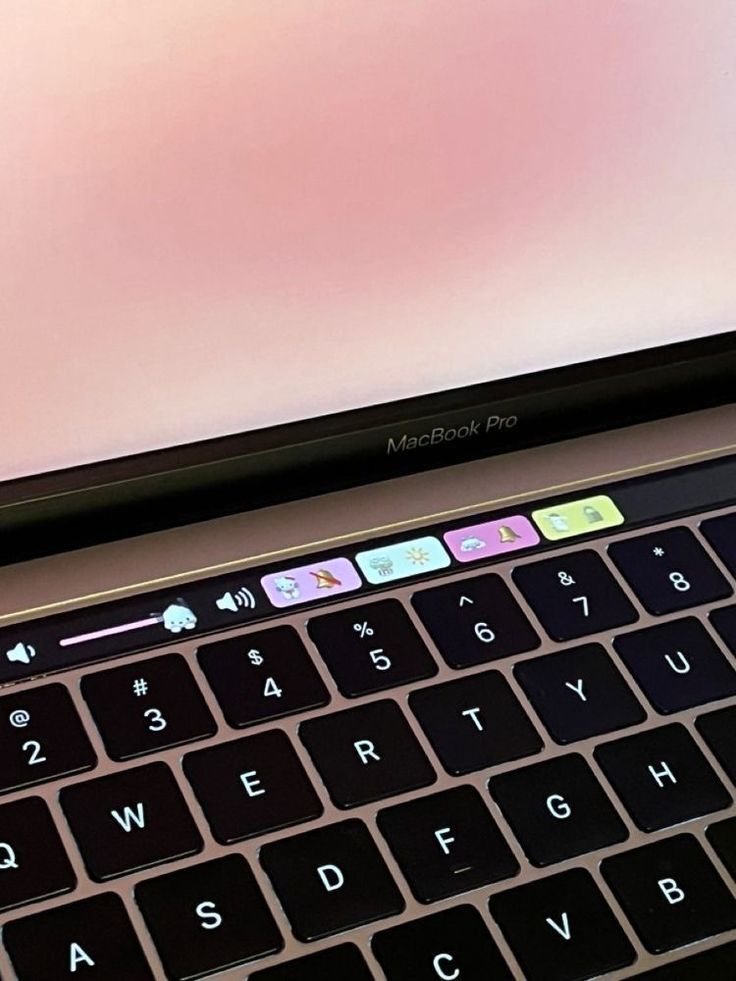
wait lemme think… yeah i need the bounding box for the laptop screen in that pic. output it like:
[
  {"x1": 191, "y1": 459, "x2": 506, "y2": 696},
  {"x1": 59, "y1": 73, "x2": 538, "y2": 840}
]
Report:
[{"x1": 3, "y1": 3, "x2": 735, "y2": 483}]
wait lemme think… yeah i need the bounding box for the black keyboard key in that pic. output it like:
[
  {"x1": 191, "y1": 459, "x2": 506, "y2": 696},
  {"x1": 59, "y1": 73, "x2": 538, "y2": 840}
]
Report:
[
  {"x1": 701, "y1": 512, "x2": 736, "y2": 576},
  {"x1": 60, "y1": 761, "x2": 202, "y2": 880},
  {"x1": 512, "y1": 549, "x2": 637, "y2": 641},
  {"x1": 409, "y1": 671, "x2": 542, "y2": 775},
  {"x1": 198, "y1": 626, "x2": 329, "y2": 727},
  {"x1": 602, "y1": 833, "x2": 736, "y2": 953},
  {"x1": 697, "y1": 706, "x2": 736, "y2": 784},
  {"x1": 412, "y1": 574, "x2": 539, "y2": 668},
  {"x1": 4, "y1": 892, "x2": 154, "y2": 981},
  {"x1": 710, "y1": 603, "x2": 736, "y2": 654},
  {"x1": 608, "y1": 526, "x2": 732, "y2": 615},
  {"x1": 377, "y1": 785, "x2": 519, "y2": 902},
  {"x1": 135, "y1": 854, "x2": 282, "y2": 979},
  {"x1": 250, "y1": 944, "x2": 374, "y2": 981},
  {"x1": 614, "y1": 617, "x2": 736, "y2": 713},
  {"x1": 489, "y1": 753, "x2": 627, "y2": 866},
  {"x1": 0, "y1": 796, "x2": 75, "y2": 913},
  {"x1": 82, "y1": 653, "x2": 216, "y2": 760},
  {"x1": 636, "y1": 940, "x2": 736, "y2": 980},
  {"x1": 300, "y1": 699, "x2": 435, "y2": 807},
  {"x1": 373, "y1": 905, "x2": 514, "y2": 981},
  {"x1": 308, "y1": 600, "x2": 437, "y2": 697},
  {"x1": 594, "y1": 723, "x2": 731, "y2": 831},
  {"x1": 488, "y1": 867, "x2": 635, "y2": 981},
  {"x1": 0, "y1": 683, "x2": 95, "y2": 794},
  {"x1": 707, "y1": 817, "x2": 736, "y2": 880},
  {"x1": 260, "y1": 818, "x2": 404, "y2": 941},
  {"x1": 183, "y1": 729, "x2": 322, "y2": 843},
  {"x1": 514, "y1": 643, "x2": 646, "y2": 744}
]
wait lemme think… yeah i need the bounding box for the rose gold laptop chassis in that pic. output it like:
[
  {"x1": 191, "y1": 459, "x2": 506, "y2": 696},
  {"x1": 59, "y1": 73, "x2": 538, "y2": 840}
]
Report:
[{"x1": 1, "y1": 403, "x2": 734, "y2": 980}]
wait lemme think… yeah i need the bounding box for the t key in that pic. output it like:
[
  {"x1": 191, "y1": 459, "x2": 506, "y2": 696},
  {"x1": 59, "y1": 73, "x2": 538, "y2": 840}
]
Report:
[
  {"x1": 82, "y1": 653, "x2": 216, "y2": 760},
  {"x1": 0, "y1": 683, "x2": 96, "y2": 794},
  {"x1": 308, "y1": 599, "x2": 437, "y2": 697},
  {"x1": 608, "y1": 526, "x2": 732, "y2": 615},
  {"x1": 412, "y1": 573, "x2": 539, "y2": 668},
  {"x1": 60, "y1": 762, "x2": 203, "y2": 880},
  {"x1": 512, "y1": 550, "x2": 637, "y2": 641}
]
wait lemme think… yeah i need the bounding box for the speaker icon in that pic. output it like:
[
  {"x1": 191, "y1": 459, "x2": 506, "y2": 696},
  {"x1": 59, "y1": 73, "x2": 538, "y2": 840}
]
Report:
[
  {"x1": 5, "y1": 642, "x2": 36, "y2": 665},
  {"x1": 215, "y1": 588, "x2": 257, "y2": 614}
]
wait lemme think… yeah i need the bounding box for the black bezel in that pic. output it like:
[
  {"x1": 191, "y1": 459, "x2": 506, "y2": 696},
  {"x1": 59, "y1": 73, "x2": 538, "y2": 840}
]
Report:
[{"x1": 2, "y1": 329, "x2": 734, "y2": 563}]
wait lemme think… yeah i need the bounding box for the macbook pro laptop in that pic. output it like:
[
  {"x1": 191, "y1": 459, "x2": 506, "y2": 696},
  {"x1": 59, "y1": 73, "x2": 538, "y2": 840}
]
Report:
[{"x1": 1, "y1": 4, "x2": 736, "y2": 980}]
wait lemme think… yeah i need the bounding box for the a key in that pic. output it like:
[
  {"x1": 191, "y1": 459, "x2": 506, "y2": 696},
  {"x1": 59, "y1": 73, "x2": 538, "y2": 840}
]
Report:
[
  {"x1": 488, "y1": 753, "x2": 627, "y2": 867},
  {"x1": 372, "y1": 905, "x2": 514, "y2": 981},
  {"x1": 608, "y1": 526, "x2": 732, "y2": 615},
  {"x1": 135, "y1": 854, "x2": 282, "y2": 979},
  {"x1": 198, "y1": 626, "x2": 329, "y2": 727},
  {"x1": 259, "y1": 818, "x2": 404, "y2": 941},
  {"x1": 514, "y1": 643, "x2": 646, "y2": 744},
  {"x1": 250, "y1": 944, "x2": 374, "y2": 981},
  {"x1": 601, "y1": 833, "x2": 736, "y2": 953},
  {"x1": 60, "y1": 761, "x2": 202, "y2": 880},
  {"x1": 82, "y1": 653, "x2": 216, "y2": 760},
  {"x1": 183, "y1": 729, "x2": 322, "y2": 843},
  {"x1": 710, "y1": 604, "x2": 736, "y2": 655},
  {"x1": 308, "y1": 599, "x2": 437, "y2": 697},
  {"x1": 409, "y1": 671, "x2": 542, "y2": 775},
  {"x1": 0, "y1": 683, "x2": 96, "y2": 794},
  {"x1": 696, "y1": 706, "x2": 736, "y2": 784},
  {"x1": 299, "y1": 699, "x2": 435, "y2": 808},
  {"x1": 0, "y1": 796, "x2": 75, "y2": 913},
  {"x1": 706, "y1": 817, "x2": 736, "y2": 881},
  {"x1": 594, "y1": 723, "x2": 731, "y2": 831},
  {"x1": 4, "y1": 892, "x2": 154, "y2": 981},
  {"x1": 512, "y1": 550, "x2": 637, "y2": 641},
  {"x1": 411, "y1": 574, "x2": 539, "y2": 668},
  {"x1": 613, "y1": 617, "x2": 736, "y2": 713},
  {"x1": 700, "y1": 512, "x2": 736, "y2": 576},
  {"x1": 488, "y1": 867, "x2": 635, "y2": 981},
  {"x1": 635, "y1": 940, "x2": 736, "y2": 980},
  {"x1": 377, "y1": 785, "x2": 519, "y2": 902}
]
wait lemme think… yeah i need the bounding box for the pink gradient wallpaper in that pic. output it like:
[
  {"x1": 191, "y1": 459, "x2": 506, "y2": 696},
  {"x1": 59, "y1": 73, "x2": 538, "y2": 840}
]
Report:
[{"x1": 2, "y1": 2, "x2": 735, "y2": 481}]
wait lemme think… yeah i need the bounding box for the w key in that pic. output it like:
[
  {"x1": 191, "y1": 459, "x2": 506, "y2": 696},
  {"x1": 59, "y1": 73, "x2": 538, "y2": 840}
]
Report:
[
  {"x1": 0, "y1": 683, "x2": 96, "y2": 794},
  {"x1": 60, "y1": 762, "x2": 202, "y2": 880}
]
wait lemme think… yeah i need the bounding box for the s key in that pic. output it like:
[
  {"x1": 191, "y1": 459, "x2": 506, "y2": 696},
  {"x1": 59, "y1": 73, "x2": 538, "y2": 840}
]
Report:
[
  {"x1": 0, "y1": 683, "x2": 96, "y2": 794},
  {"x1": 512, "y1": 550, "x2": 637, "y2": 641}
]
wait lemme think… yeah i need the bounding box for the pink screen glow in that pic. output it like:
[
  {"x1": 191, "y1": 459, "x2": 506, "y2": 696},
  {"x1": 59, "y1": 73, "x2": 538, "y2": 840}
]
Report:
[{"x1": 2, "y1": 2, "x2": 735, "y2": 481}]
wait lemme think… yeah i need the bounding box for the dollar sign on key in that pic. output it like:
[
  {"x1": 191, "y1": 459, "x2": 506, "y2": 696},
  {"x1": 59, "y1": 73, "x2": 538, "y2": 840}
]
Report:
[{"x1": 248, "y1": 648, "x2": 264, "y2": 666}]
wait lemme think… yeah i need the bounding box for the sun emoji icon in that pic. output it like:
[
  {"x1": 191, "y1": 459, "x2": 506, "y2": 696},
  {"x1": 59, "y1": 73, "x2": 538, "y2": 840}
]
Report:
[{"x1": 406, "y1": 546, "x2": 431, "y2": 566}]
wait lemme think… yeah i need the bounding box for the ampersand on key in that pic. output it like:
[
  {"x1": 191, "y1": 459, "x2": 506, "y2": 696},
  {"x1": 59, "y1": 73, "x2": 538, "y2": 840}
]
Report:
[{"x1": 557, "y1": 571, "x2": 576, "y2": 586}]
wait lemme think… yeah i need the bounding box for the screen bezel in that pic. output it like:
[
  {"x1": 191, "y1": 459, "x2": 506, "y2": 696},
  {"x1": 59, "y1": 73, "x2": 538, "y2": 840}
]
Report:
[{"x1": 2, "y1": 329, "x2": 734, "y2": 564}]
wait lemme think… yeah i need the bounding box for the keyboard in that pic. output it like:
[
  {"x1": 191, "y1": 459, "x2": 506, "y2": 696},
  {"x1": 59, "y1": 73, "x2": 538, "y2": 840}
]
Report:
[{"x1": 1, "y1": 455, "x2": 736, "y2": 980}]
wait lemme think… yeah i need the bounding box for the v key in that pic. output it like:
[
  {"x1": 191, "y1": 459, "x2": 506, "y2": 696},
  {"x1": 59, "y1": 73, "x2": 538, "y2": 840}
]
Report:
[
  {"x1": 61, "y1": 762, "x2": 202, "y2": 881},
  {"x1": 489, "y1": 869, "x2": 635, "y2": 980}
]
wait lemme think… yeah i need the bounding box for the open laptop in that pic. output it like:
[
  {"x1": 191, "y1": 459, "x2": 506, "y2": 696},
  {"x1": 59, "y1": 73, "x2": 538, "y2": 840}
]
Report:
[{"x1": 2, "y1": 4, "x2": 736, "y2": 979}]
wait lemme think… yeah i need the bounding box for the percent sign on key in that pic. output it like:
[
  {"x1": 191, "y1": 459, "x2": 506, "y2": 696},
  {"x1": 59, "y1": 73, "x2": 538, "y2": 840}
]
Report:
[{"x1": 353, "y1": 621, "x2": 374, "y2": 638}]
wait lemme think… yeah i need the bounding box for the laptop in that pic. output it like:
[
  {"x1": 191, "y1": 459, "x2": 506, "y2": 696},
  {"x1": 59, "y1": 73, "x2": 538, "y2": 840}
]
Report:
[{"x1": 2, "y1": 4, "x2": 736, "y2": 979}]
